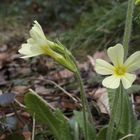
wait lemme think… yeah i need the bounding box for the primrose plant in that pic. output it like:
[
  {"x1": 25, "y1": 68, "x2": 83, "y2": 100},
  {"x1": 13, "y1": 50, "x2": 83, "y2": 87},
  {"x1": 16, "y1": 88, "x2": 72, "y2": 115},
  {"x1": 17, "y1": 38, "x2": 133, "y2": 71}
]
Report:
[
  {"x1": 19, "y1": 20, "x2": 95, "y2": 140},
  {"x1": 95, "y1": 44, "x2": 140, "y2": 89},
  {"x1": 19, "y1": 0, "x2": 140, "y2": 140}
]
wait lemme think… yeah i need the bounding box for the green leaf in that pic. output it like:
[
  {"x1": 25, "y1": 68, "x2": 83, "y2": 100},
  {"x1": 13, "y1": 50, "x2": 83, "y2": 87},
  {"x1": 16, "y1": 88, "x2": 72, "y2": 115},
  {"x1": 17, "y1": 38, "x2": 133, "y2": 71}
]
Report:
[
  {"x1": 126, "y1": 84, "x2": 140, "y2": 94},
  {"x1": 69, "y1": 118, "x2": 80, "y2": 140},
  {"x1": 116, "y1": 89, "x2": 135, "y2": 136},
  {"x1": 97, "y1": 126, "x2": 107, "y2": 140},
  {"x1": 108, "y1": 86, "x2": 136, "y2": 140},
  {"x1": 132, "y1": 121, "x2": 140, "y2": 140},
  {"x1": 74, "y1": 111, "x2": 96, "y2": 140},
  {"x1": 25, "y1": 90, "x2": 73, "y2": 140}
]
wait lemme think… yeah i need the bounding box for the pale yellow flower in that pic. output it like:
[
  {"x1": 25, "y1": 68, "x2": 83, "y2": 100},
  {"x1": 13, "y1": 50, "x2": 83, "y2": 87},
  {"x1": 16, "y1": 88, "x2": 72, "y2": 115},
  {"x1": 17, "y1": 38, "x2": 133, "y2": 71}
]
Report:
[
  {"x1": 18, "y1": 20, "x2": 62, "y2": 60},
  {"x1": 95, "y1": 44, "x2": 140, "y2": 89},
  {"x1": 18, "y1": 21, "x2": 76, "y2": 72}
]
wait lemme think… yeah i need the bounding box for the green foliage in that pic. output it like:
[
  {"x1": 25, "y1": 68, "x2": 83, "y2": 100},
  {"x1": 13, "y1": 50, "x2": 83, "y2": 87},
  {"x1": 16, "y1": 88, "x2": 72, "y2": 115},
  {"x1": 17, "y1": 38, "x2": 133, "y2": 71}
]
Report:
[
  {"x1": 132, "y1": 121, "x2": 140, "y2": 140},
  {"x1": 107, "y1": 86, "x2": 139, "y2": 140},
  {"x1": 73, "y1": 111, "x2": 96, "y2": 140},
  {"x1": 25, "y1": 90, "x2": 73, "y2": 140},
  {"x1": 126, "y1": 84, "x2": 140, "y2": 94},
  {"x1": 97, "y1": 127, "x2": 107, "y2": 140},
  {"x1": 61, "y1": 0, "x2": 140, "y2": 53},
  {"x1": 61, "y1": 1, "x2": 126, "y2": 50}
]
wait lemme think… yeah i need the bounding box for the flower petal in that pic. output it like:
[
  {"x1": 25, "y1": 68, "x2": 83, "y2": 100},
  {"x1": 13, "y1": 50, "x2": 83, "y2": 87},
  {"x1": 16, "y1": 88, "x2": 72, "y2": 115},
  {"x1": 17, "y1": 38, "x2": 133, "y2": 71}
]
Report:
[
  {"x1": 121, "y1": 73, "x2": 136, "y2": 89},
  {"x1": 30, "y1": 21, "x2": 46, "y2": 41},
  {"x1": 95, "y1": 59, "x2": 114, "y2": 75},
  {"x1": 107, "y1": 44, "x2": 124, "y2": 66},
  {"x1": 102, "y1": 75, "x2": 120, "y2": 89},
  {"x1": 18, "y1": 43, "x2": 44, "y2": 58},
  {"x1": 124, "y1": 51, "x2": 140, "y2": 72}
]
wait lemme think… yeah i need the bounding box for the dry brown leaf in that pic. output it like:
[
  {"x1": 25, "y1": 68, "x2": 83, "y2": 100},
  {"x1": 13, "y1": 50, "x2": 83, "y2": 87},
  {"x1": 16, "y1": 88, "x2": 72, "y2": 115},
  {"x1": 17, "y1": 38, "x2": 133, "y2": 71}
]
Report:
[
  {"x1": 21, "y1": 112, "x2": 30, "y2": 118},
  {"x1": 58, "y1": 69, "x2": 74, "y2": 79},
  {"x1": 49, "y1": 69, "x2": 74, "y2": 81},
  {"x1": 0, "y1": 134, "x2": 6, "y2": 140},
  {"x1": 77, "y1": 61, "x2": 89, "y2": 71},
  {"x1": 61, "y1": 100, "x2": 78, "y2": 110},
  {"x1": 13, "y1": 86, "x2": 28, "y2": 103},
  {"x1": 93, "y1": 88, "x2": 110, "y2": 114},
  {"x1": 12, "y1": 86, "x2": 28, "y2": 95},
  {"x1": 135, "y1": 95, "x2": 140, "y2": 103},
  {"x1": 87, "y1": 51, "x2": 108, "y2": 68},
  {"x1": 35, "y1": 85, "x2": 49, "y2": 95},
  {"x1": 0, "y1": 52, "x2": 10, "y2": 69},
  {"x1": 22, "y1": 131, "x2": 31, "y2": 140}
]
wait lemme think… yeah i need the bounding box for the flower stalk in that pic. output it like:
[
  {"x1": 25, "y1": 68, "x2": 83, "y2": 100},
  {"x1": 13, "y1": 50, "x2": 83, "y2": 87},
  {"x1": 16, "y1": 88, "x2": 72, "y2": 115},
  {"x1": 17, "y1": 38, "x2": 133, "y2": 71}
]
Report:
[
  {"x1": 75, "y1": 71, "x2": 88, "y2": 140},
  {"x1": 70, "y1": 54, "x2": 95, "y2": 140},
  {"x1": 19, "y1": 20, "x2": 95, "y2": 140},
  {"x1": 123, "y1": 0, "x2": 135, "y2": 59}
]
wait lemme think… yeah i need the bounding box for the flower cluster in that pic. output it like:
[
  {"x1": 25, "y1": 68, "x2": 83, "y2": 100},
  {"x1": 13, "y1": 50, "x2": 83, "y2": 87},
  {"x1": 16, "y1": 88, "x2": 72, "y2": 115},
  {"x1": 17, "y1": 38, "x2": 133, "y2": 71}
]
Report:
[
  {"x1": 19, "y1": 21, "x2": 76, "y2": 72},
  {"x1": 95, "y1": 44, "x2": 140, "y2": 89}
]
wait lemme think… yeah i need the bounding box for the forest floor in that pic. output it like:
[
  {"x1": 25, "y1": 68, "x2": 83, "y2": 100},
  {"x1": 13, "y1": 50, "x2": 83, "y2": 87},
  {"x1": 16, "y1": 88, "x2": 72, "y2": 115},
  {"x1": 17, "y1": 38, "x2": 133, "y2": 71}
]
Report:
[{"x1": 0, "y1": 30, "x2": 140, "y2": 139}]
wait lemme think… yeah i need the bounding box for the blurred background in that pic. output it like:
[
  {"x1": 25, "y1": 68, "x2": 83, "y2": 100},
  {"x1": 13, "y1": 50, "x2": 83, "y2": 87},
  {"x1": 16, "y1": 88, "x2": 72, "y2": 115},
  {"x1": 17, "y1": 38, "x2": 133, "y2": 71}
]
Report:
[{"x1": 0, "y1": 0, "x2": 140, "y2": 58}]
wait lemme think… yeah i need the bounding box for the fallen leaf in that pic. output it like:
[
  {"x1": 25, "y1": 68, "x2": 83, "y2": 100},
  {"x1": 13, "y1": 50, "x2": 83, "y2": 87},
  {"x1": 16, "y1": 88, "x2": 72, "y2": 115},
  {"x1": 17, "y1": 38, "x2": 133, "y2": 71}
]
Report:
[
  {"x1": 22, "y1": 131, "x2": 31, "y2": 140},
  {"x1": 87, "y1": 51, "x2": 108, "y2": 68},
  {"x1": 35, "y1": 85, "x2": 49, "y2": 95},
  {"x1": 0, "y1": 52, "x2": 10, "y2": 69},
  {"x1": 93, "y1": 88, "x2": 110, "y2": 114},
  {"x1": 58, "y1": 69, "x2": 74, "y2": 79},
  {"x1": 12, "y1": 86, "x2": 28, "y2": 95}
]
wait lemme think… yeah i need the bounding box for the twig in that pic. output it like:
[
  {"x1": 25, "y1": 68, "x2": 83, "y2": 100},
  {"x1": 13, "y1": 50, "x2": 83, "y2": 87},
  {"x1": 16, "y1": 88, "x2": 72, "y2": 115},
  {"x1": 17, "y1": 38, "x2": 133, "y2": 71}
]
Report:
[
  {"x1": 46, "y1": 79, "x2": 80, "y2": 104},
  {"x1": 29, "y1": 89, "x2": 69, "y2": 121},
  {"x1": 32, "y1": 113, "x2": 36, "y2": 140},
  {"x1": 119, "y1": 134, "x2": 134, "y2": 140},
  {"x1": 29, "y1": 89, "x2": 56, "y2": 111},
  {"x1": 0, "y1": 110, "x2": 21, "y2": 119},
  {"x1": 14, "y1": 99, "x2": 26, "y2": 108}
]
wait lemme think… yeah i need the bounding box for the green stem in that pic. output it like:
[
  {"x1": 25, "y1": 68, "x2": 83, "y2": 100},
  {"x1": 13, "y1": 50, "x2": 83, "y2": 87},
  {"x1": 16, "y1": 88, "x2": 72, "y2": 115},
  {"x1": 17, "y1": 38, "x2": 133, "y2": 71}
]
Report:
[
  {"x1": 113, "y1": 85, "x2": 123, "y2": 140},
  {"x1": 106, "y1": 88, "x2": 120, "y2": 140},
  {"x1": 70, "y1": 54, "x2": 95, "y2": 140},
  {"x1": 123, "y1": 0, "x2": 135, "y2": 59},
  {"x1": 75, "y1": 71, "x2": 88, "y2": 140}
]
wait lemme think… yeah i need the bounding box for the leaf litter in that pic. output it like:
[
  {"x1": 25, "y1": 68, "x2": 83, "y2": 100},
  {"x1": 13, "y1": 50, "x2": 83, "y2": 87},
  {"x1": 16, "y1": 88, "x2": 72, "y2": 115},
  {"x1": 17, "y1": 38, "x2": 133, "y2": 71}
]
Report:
[{"x1": 0, "y1": 41, "x2": 140, "y2": 139}]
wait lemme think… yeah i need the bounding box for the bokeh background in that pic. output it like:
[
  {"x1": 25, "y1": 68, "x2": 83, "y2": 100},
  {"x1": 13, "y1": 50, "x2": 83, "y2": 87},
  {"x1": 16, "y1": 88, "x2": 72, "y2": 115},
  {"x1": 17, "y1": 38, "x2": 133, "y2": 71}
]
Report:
[{"x1": 0, "y1": 0, "x2": 140, "y2": 57}]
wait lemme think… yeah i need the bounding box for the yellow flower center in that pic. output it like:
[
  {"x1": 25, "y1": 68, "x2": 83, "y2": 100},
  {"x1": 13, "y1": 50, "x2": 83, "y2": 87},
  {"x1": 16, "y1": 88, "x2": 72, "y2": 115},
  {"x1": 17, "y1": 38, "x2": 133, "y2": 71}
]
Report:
[{"x1": 114, "y1": 66, "x2": 126, "y2": 76}]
